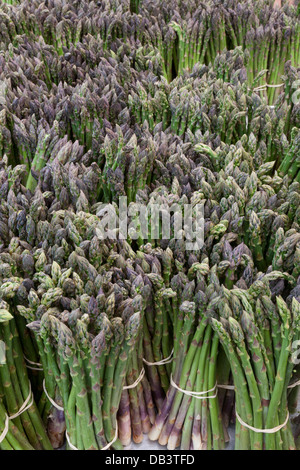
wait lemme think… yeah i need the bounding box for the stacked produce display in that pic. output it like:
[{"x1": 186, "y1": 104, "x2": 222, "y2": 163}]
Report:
[{"x1": 0, "y1": 0, "x2": 299, "y2": 451}]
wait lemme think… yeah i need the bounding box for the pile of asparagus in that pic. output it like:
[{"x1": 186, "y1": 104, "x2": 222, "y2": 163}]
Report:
[{"x1": 0, "y1": 0, "x2": 299, "y2": 451}]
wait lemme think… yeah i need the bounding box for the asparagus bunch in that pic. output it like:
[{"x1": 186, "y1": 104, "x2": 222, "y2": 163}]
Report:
[
  {"x1": 278, "y1": 61, "x2": 300, "y2": 136},
  {"x1": 278, "y1": 128, "x2": 300, "y2": 183},
  {"x1": 0, "y1": 224, "x2": 146, "y2": 450},
  {"x1": 211, "y1": 278, "x2": 300, "y2": 450},
  {"x1": 0, "y1": 160, "x2": 163, "y2": 447},
  {"x1": 0, "y1": 30, "x2": 169, "y2": 174},
  {"x1": 96, "y1": 122, "x2": 157, "y2": 203},
  {"x1": 0, "y1": 0, "x2": 130, "y2": 52},
  {"x1": 148, "y1": 266, "x2": 226, "y2": 450},
  {"x1": 0, "y1": 299, "x2": 53, "y2": 450},
  {"x1": 25, "y1": 308, "x2": 141, "y2": 450},
  {"x1": 139, "y1": 0, "x2": 300, "y2": 97},
  {"x1": 127, "y1": 129, "x2": 300, "y2": 281}
]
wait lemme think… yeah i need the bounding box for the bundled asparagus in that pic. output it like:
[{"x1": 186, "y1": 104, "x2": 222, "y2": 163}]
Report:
[
  {"x1": 0, "y1": 223, "x2": 145, "y2": 450},
  {"x1": 0, "y1": 159, "x2": 162, "y2": 447},
  {"x1": 211, "y1": 279, "x2": 300, "y2": 450},
  {"x1": 0, "y1": 301, "x2": 53, "y2": 450},
  {"x1": 25, "y1": 308, "x2": 141, "y2": 450},
  {"x1": 128, "y1": 48, "x2": 250, "y2": 138},
  {"x1": 148, "y1": 266, "x2": 225, "y2": 450},
  {"x1": 0, "y1": 0, "x2": 299, "y2": 453}
]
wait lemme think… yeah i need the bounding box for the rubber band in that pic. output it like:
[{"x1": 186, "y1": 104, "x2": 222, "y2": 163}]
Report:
[
  {"x1": 217, "y1": 380, "x2": 299, "y2": 392},
  {"x1": 253, "y1": 83, "x2": 284, "y2": 92},
  {"x1": 24, "y1": 356, "x2": 42, "y2": 367},
  {"x1": 65, "y1": 431, "x2": 79, "y2": 451},
  {"x1": 235, "y1": 409, "x2": 289, "y2": 434},
  {"x1": 266, "y1": 83, "x2": 284, "y2": 88},
  {"x1": 9, "y1": 383, "x2": 34, "y2": 420},
  {"x1": 0, "y1": 388, "x2": 34, "y2": 443},
  {"x1": 217, "y1": 384, "x2": 235, "y2": 391},
  {"x1": 253, "y1": 85, "x2": 267, "y2": 92},
  {"x1": 170, "y1": 374, "x2": 218, "y2": 400},
  {"x1": 24, "y1": 356, "x2": 44, "y2": 371},
  {"x1": 43, "y1": 379, "x2": 64, "y2": 412},
  {"x1": 143, "y1": 349, "x2": 174, "y2": 366},
  {"x1": 0, "y1": 414, "x2": 9, "y2": 444},
  {"x1": 25, "y1": 365, "x2": 44, "y2": 371},
  {"x1": 288, "y1": 379, "x2": 300, "y2": 389},
  {"x1": 218, "y1": 380, "x2": 299, "y2": 391},
  {"x1": 101, "y1": 423, "x2": 119, "y2": 450},
  {"x1": 123, "y1": 368, "x2": 145, "y2": 390},
  {"x1": 65, "y1": 423, "x2": 118, "y2": 450}
]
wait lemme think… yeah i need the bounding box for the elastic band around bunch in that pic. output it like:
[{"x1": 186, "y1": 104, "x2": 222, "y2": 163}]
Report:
[
  {"x1": 288, "y1": 379, "x2": 300, "y2": 389},
  {"x1": 217, "y1": 380, "x2": 299, "y2": 392},
  {"x1": 266, "y1": 83, "x2": 284, "y2": 88},
  {"x1": 143, "y1": 349, "x2": 174, "y2": 366},
  {"x1": 101, "y1": 423, "x2": 119, "y2": 450},
  {"x1": 8, "y1": 383, "x2": 34, "y2": 420},
  {"x1": 0, "y1": 414, "x2": 9, "y2": 444},
  {"x1": 253, "y1": 83, "x2": 284, "y2": 92},
  {"x1": 253, "y1": 85, "x2": 268, "y2": 92},
  {"x1": 43, "y1": 379, "x2": 64, "y2": 411},
  {"x1": 65, "y1": 423, "x2": 118, "y2": 451},
  {"x1": 217, "y1": 384, "x2": 235, "y2": 391},
  {"x1": 170, "y1": 374, "x2": 218, "y2": 399},
  {"x1": 24, "y1": 356, "x2": 43, "y2": 371},
  {"x1": 65, "y1": 431, "x2": 78, "y2": 450},
  {"x1": 235, "y1": 410, "x2": 289, "y2": 434},
  {"x1": 218, "y1": 379, "x2": 300, "y2": 391},
  {"x1": 123, "y1": 368, "x2": 145, "y2": 390},
  {"x1": 0, "y1": 385, "x2": 34, "y2": 442}
]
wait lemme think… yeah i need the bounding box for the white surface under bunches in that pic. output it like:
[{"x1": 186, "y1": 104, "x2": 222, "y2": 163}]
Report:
[{"x1": 124, "y1": 425, "x2": 236, "y2": 450}]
